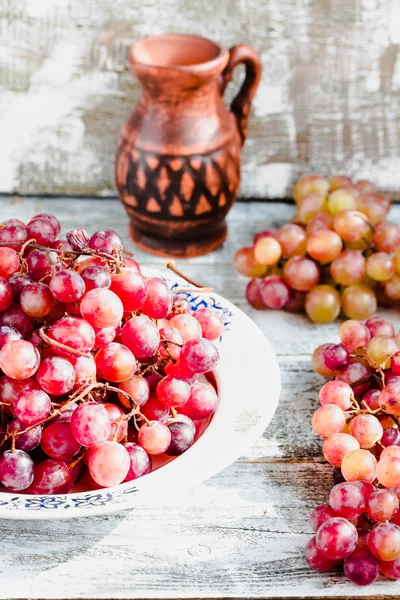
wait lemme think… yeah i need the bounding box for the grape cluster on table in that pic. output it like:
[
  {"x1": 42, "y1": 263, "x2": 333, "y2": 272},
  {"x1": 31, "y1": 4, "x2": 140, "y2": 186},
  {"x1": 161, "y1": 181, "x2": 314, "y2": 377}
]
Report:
[
  {"x1": 0, "y1": 214, "x2": 224, "y2": 494},
  {"x1": 307, "y1": 315, "x2": 400, "y2": 585},
  {"x1": 234, "y1": 175, "x2": 400, "y2": 323}
]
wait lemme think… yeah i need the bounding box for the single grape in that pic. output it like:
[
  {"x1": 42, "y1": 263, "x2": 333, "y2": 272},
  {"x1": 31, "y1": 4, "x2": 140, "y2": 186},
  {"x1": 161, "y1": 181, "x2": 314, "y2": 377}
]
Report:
[
  {"x1": 0, "y1": 247, "x2": 20, "y2": 279},
  {"x1": 8, "y1": 272, "x2": 32, "y2": 300},
  {"x1": 26, "y1": 249, "x2": 58, "y2": 281},
  {"x1": 66, "y1": 227, "x2": 89, "y2": 250},
  {"x1": 315, "y1": 517, "x2": 358, "y2": 559},
  {"x1": 309, "y1": 505, "x2": 337, "y2": 532},
  {"x1": 373, "y1": 221, "x2": 400, "y2": 253},
  {"x1": 80, "y1": 265, "x2": 111, "y2": 291},
  {"x1": 88, "y1": 441, "x2": 130, "y2": 487},
  {"x1": 305, "y1": 285, "x2": 340, "y2": 323},
  {"x1": 70, "y1": 402, "x2": 111, "y2": 447},
  {"x1": 36, "y1": 356, "x2": 76, "y2": 395},
  {"x1": 140, "y1": 277, "x2": 172, "y2": 319},
  {"x1": 0, "y1": 340, "x2": 40, "y2": 380},
  {"x1": 193, "y1": 308, "x2": 224, "y2": 341},
  {"x1": 339, "y1": 320, "x2": 370, "y2": 352},
  {"x1": 330, "y1": 250, "x2": 365, "y2": 285},
  {"x1": 376, "y1": 456, "x2": 400, "y2": 488},
  {"x1": 168, "y1": 314, "x2": 202, "y2": 342},
  {"x1": 165, "y1": 421, "x2": 195, "y2": 456},
  {"x1": 368, "y1": 523, "x2": 400, "y2": 561},
  {"x1": 323, "y1": 433, "x2": 360, "y2": 467},
  {"x1": 0, "y1": 304, "x2": 35, "y2": 337},
  {"x1": 124, "y1": 442, "x2": 152, "y2": 481},
  {"x1": 344, "y1": 548, "x2": 380, "y2": 586},
  {"x1": 140, "y1": 396, "x2": 170, "y2": 422},
  {"x1": 382, "y1": 274, "x2": 400, "y2": 301},
  {"x1": 233, "y1": 247, "x2": 267, "y2": 278},
  {"x1": 121, "y1": 315, "x2": 160, "y2": 359},
  {"x1": 245, "y1": 279, "x2": 266, "y2": 310},
  {"x1": 323, "y1": 344, "x2": 349, "y2": 371},
  {"x1": 379, "y1": 556, "x2": 400, "y2": 579},
  {"x1": 95, "y1": 342, "x2": 136, "y2": 382},
  {"x1": 165, "y1": 413, "x2": 196, "y2": 432},
  {"x1": 27, "y1": 216, "x2": 57, "y2": 245},
  {"x1": 341, "y1": 449, "x2": 377, "y2": 483},
  {"x1": 319, "y1": 380, "x2": 353, "y2": 410},
  {"x1": 50, "y1": 270, "x2": 85, "y2": 303},
  {"x1": 348, "y1": 414, "x2": 383, "y2": 449},
  {"x1": 332, "y1": 210, "x2": 372, "y2": 245},
  {"x1": 138, "y1": 421, "x2": 172, "y2": 455},
  {"x1": 293, "y1": 175, "x2": 329, "y2": 203},
  {"x1": 328, "y1": 188, "x2": 357, "y2": 214},
  {"x1": 259, "y1": 275, "x2": 290, "y2": 309},
  {"x1": 89, "y1": 229, "x2": 123, "y2": 255},
  {"x1": 283, "y1": 256, "x2": 320, "y2": 291},
  {"x1": 312, "y1": 344, "x2": 338, "y2": 377},
  {"x1": 0, "y1": 325, "x2": 22, "y2": 349},
  {"x1": 365, "y1": 315, "x2": 395, "y2": 338},
  {"x1": 41, "y1": 421, "x2": 81, "y2": 460},
  {"x1": 9, "y1": 419, "x2": 42, "y2": 451},
  {"x1": 275, "y1": 223, "x2": 306, "y2": 256},
  {"x1": 366, "y1": 252, "x2": 395, "y2": 282},
  {"x1": 0, "y1": 223, "x2": 27, "y2": 248},
  {"x1": 367, "y1": 489, "x2": 399, "y2": 522},
  {"x1": 362, "y1": 389, "x2": 381, "y2": 411},
  {"x1": 0, "y1": 449, "x2": 34, "y2": 491},
  {"x1": 335, "y1": 362, "x2": 371, "y2": 396},
  {"x1": 48, "y1": 316, "x2": 95, "y2": 360},
  {"x1": 156, "y1": 375, "x2": 190, "y2": 408},
  {"x1": 306, "y1": 211, "x2": 333, "y2": 234},
  {"x1": 253, "y1": 236, "x2": 282, "y2": 266},
  {"x1": 297, "y1": 194, "x2": 325, "y2": 224},
  {"x1": 118, "y1": 375, "x2": 150, "y2": 408},
  {"x1": 366, "y1": 336, "x2": 398, "y2": 369},
  {"x1": 14, "y1": 389, "x2": 51, "y2": 425},
  {"x1": 379, "y1": 381, "x2": 400, "y2": 416},
  {"x1": 158, "y1": 326, "x2": 184, "y2": 360},
  {"x1": 80, "y1": 288, "x2": 123, "y2": 328},
  {"x1": 329, "y1": 482, "x2": 366, "y2": 519},
  {"x1": 305, "y1": 536, "x2": 338, "y2": 572},
  {"x1": 341, "y1": 285, "x2": 377, "y2": 320},
  {"x1": 110, "y1": 268, "x2": 148, "y2": 312},
  {"x1": 179, "y1": 382, "x2": 218, "y2": 420},
  {"x1": 28, "y1": 459, "x2": 72, "y2": 494},
  {"x1": 181, "y1": 338, "x2": 219, "y2": 374},
  {"x1": 93, "y1": 325, "x2": 117, "y2": 348},
  {"x1": 20, "y1": 282, "x2": 54, "y2": 319},
  {"x1": 307, "y1": 230, "x2": 342, "y2": 263}
]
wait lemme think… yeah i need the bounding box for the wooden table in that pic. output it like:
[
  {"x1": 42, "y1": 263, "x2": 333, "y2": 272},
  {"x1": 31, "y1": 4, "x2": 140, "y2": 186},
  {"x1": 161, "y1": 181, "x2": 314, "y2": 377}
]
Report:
[{"x1": 1, "y1": 196, "x2": 399, "y2": 599}]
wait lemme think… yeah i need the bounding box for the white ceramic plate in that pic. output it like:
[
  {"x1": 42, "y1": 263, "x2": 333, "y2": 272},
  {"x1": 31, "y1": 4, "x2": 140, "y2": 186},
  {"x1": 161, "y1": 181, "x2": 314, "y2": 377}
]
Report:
[{"x1": 0, "y1": 267, "x2": 281, "y2": 519}]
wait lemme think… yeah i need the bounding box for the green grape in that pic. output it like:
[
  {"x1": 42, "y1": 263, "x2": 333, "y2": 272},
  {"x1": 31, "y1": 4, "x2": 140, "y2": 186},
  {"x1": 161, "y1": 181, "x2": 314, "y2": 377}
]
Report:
[
  {"x1": 366, "y1": 252, "x2": 395, "y2": 282},
  {"x1": 341, "y1": 284, "x2": 377, "y2": 320},
  {"x1": 327, "y1": 189, "x2": 357, "y2": 215},
  {"x1": 293, "y1": 175, "x2": 329, "y2": 203},
  {"x1": 305, "y1": 285, "x2": 341, "y2": 323}
]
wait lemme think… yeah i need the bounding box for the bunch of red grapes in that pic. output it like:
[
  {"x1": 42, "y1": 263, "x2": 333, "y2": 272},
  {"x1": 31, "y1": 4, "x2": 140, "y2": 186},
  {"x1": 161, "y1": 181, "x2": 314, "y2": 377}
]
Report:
[
  {"x1": 307, "y1": 315, "x2": 400, "y2": 585},
  {"x1": 0, "y1": 213, "x2": 224, "y2": 494},
  {"x1": 234, "y1": 175, "x2": 400, "y2": 323}
]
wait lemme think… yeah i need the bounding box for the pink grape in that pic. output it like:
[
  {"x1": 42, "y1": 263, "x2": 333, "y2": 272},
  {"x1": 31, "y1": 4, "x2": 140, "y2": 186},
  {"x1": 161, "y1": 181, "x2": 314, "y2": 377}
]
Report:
[
  {"x1": 89, "y1": 229, "x2": 123, "y2": 255},
  {"x1": 352, "y1": 480, "x2": 374, "y2": 500},
  {"x1": 93, "y1": 325, "x2": 117, "y2": 348},
  {"x1": 140, "y1": 396, "x2": 170, "y2": 422},
  {"x1": 233, "y1": 247, "x2": 267, "y2": 278},
  {"x1": 88, "y1": 441, "x2": 130, "y2": 487},
  {"x1": 121, "y1": 315, "x2": 160, "y2": 359},
  {"x1": 312, "y1": 343, "x2": 338, "y2": 377},
  {"x1": 41, "y1": 422, "x2": 81, "y2": 460},
  {"x1": 103, "y1": 403, "x2": 128, "y2": 442},
  {"x1": 0, "y1": 376, "x2": 38, "y2": 410},
  {"x1": 124, "y1": 442, "x2": 152, "y2": 481},
  {"x1": 193, "y1": 308, "x2": 224, "y2": 341},
  {"x1": 245, "y1": 279, "x2": 266, "y2": 310},
  {"x1": 50, "y1": 270, "x2": 85, "y2": 303},
  {"x1": 165, "y1": 421, "x2": 195, "y2": 455},
  {"x1": 379, "y1": 381, "x2": 400, "y2": 416},
  {"x1": 253, "y1": 229, "x2": 276, "y2": 244},
  {"x1": 0, "y1": 340, "x2": 40, "y2": 380},
  {"x1": 368, "y1": 523, "x2": 400, "y2": 561},
  {"x1": 14, "y1": 389, "x2": 51, "y2": 425},
  {"x1": 156, "y1": 375, "x2": 190, "y2": 408},
  {"x1": 373, "y1": 221, "x2": 400, "y2": 253},
  {"x1": 80, "y1": 265, "x2": 111, "y2": 291},
  {"x1": 28, "y1": 459, "x2": 72, "y2": 494},
  {"x1": 27, "y1": 216, "x2": 57, "y2": 245},
  {"x1": 118, "y1": 375, "x2": 150, "y2": 408},
  {"x1": 36, "y1": 356, "x2": 76, "y2": 395},
  {"x1": 349, "y1": 414, "x2": 383, "y2": 449},
  {"x1": 323, "y1": 433, "x2": 360, "y2": 467},
  {"x1": 80, "y1": 288, "x2": 123, "y2": 328},
  {"x1": 275, "y1": 223, "x2": 306, "y2": 256},
  {"x1": 315, "y1": 517, "x2": 358, "y2": 559},
  {"x1": 336, "y1": 362, "x2": 371, "y2": 396},
  {"x1": 309, "y1": 505, "x2": 337, "y2": 532},
  {"x1": 95, "y1": 342, "x2": 136, "y2": 382},
  {"x1": 381, "y1": 445, "x2": 400, "y2": 460},
  {"x1": 68, "y1": 355, "x2": 96, "y2": 384},
  {"x1": 283, "y1": 256, "x2": 319, "y2": 291},
  {"x1": 110, "y1": 268, "x2": 147, "y2": 312},
  {"x1": 344, "y1": 548, "x2": 380, "y2": 586},
  {"x1": 9, "y1": 419, "x2": 42, "y2": 451},
  {"x1": 259, "y1": 275, "x2": 290, "y2": 309},
  {"x1": 181, "y1": 338, "x2": 219, "y2": 374},
  {"x1": 305, "y1": 536, "x2": 338, "y2": 572},
  {"x1": 168, "y1": 314, "x2": 202, "y2": 342},
  {"x1": 20, "y1": 282, "x2": 54, "y2": 318},
  {"x1": 0, "y1": 223, "x2": 27, "y2": 247},
  {"x1": 322, "y1": 344, "x2": 349, "y2": 371},
  {"x1": 312, "y1": 404, "x2": 345, "y2": 438},
  {"x1": 138, "y1": 421, "x2": 172, "y2": 455},
  {"x1": 319, "y1": 380, "x2": 353, "y2": 410},
  {"x1": 48, "y1": 316, "x2": 95, "y2": 360},
  {"x1": 341, "y1": 449, "x2": 377, "y2": 483},
  {"x1": 339, "y1": 320, "x2": 370, "y2": 352},
  {"x1": 306, "y1": 211, "x2": 333, "y2": 234},
  {"x1": 365, "y1": 315, "x2": 395, "y2": 338},
  {"x1": 329, "y1": 482, "x2": 366, "y2": 519},
  {"x1": 26, "y1": 249, "x2": 58, "y2": 281},
  {"x1": 140, "y1": 277, "x2": 172, "y2": 319},
  {"x1": 0, "y1": 325, "x2": 22, "y2": 348},
  {"x1": 0, "y1": 247, "x2": 20, "y2": 279},
  {"x1": 367, "y1": 489, "x2": 399, "y2": 522},
  {"x1": 158, "y1": 326, "x2": 184, "y2": 360},
  {"x1": 179, "y1": 382, "x2": 218, "y2": 420},
  {"x1": 0, "y1": 304, "x2": 35, "y2": 337},
  {"x1": 330, "y1": 250, "x2": 366, "y2": 285},
  {"x1": 66, "y1": 227, "x2": 89, "y2": 250},
  {"x1": 379, "y1": 557, "x2": 400, "y2": 579},
  {"x1": 70, "y1": 402, "x2": 111, "y2": 447},
  {"x1": 0, "y1": 449, "x2": 34, "y2": 491},
  {"x1": 8, "y1": 272, "x2": 32, "y2": 300},
  {"x1": 376, "y1": 456, "x2": 400, "y2": 488}
]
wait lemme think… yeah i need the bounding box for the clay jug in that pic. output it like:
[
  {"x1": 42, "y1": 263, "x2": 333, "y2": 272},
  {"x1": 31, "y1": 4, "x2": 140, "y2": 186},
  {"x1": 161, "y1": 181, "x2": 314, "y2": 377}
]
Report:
[{"x1": 115, "y1": 33, "x2": 261, "y2": 257}]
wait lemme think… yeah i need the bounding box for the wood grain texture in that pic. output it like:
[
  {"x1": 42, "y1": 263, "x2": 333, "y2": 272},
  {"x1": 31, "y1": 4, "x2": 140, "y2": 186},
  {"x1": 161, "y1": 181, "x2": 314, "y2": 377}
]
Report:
[
  {"x1": 0, "y1": 197, "x2": 399, "y2": 598},
  {"x1": 1, "y1": 1, "x2": 400, "y2": 198}
]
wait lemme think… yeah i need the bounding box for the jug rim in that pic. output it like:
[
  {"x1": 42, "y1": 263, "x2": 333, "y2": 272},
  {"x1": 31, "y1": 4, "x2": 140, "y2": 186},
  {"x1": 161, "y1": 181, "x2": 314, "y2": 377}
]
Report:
[{"x1": 129, "y1": 33, "x2": 229, "y2": 74}]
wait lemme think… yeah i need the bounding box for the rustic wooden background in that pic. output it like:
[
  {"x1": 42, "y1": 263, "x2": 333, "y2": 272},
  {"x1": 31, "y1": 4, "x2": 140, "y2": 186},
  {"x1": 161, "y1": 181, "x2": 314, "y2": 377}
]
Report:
[{"x1": 1, "y1": 0, "x2": 400, "y2": 198}]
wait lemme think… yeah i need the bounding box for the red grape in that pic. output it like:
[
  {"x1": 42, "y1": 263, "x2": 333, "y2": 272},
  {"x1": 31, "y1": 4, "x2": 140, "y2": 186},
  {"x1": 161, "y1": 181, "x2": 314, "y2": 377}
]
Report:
[
  {"x1": 36, "y1": 356, "x2": 76, "y2": 395},
  {"x1": 121, "y1": 315, "x2": 160, "y2": 359},
  {"x1": 156, "y1": 375, "x2": 190, "y2": 408},
  {"x1": 193, "y1": 308, "x2": 224, "y2": 341},
  {"x1": 259, "y1": 275, "x2": 290, "y2": 309},
  {"x1": 28, "y1": 459, "x2": 72, "y2": 494},
  {"x1": 27, "y1": 216, "x2": 57, "y2": 245},
  {"x1": 309, "y1": 505, "x2": 337, "y2": 532},
  {"x1": 0, "y1": 247, "x2": 20, "y2": 279},
  {"x1": 41, "y1": 422, "x2": 81, "y2": 460},
  {"x1": 158, "y1": 326, "x2": 184, "y2": 360},
  {"x1": 0, "y1": 325, "x2": 22, "y2": 348},
  {"x1": 80, "y1": 288, "x2": 123, "y2": 328},
  {"x1": 14, "y1": 389, "x2": 51, "y2": 425},
  {"x1": 48, "y1": 317, "x2": 95, "y2": 360},
  {"x1": 165, "y1": 421, "x2": 195, "y2": 455},
  {"x1": 20, "y1": 282, "x2": 54, "y2": 319},
  {"x1": 168, "y1": 314, "x2": 202, "y2": 342},
  {"x1": 245, "y1": 279, "x2": 266, "y2": 310},
  {"x1": 181, "y1": 338, "x2": 219, "y2": 374},
  {"x1": 70, "y1": 402, "x2": 111, "y2": 447},
  {"x1": 138, "y1": 421, "x2": 171, "y2": 455},
  {"x1": 344, "y1": 548, "x2": 380, "y2": 586},
  {"x1": 0, "y1": 449, "x2": 34, "y2": 491},
  {"x1": 368, "y1": 523, "x2": 400, "y2": 561},
  {"x1": 0, "y1": 340, "x2": 40, "y2": 380},
  {"x1": 95, "y1": 342, "x2": 137, "y2": 382},
  {"x1": 88, "y1": 441, "x2": 130, "y2": 487},
  {"x1": 80, "y1": 265, "x2": 111, "y2": 291},
  {"x1": 124, "y1": 442, "x2": 152, "y2": 481},
  {"x1": 315, "y1": 517, "x2": 358, "y2": 559},
  {"x1": 50, "y1": 270, "x2": 85, "y2": 303},
  {"x1": 89, "y1": 229, "x2": 123, "y2": 255},
  {"x1": 110, "y1": 268, "x2": 147, "y2": 312},
  {"x1": 118, "y1": 375, "x2": 150, "y2": 408},
  {"x1": 179, "y1": 382, "x2": 218, "y2": 420},
  {"x1": 329, "y1": 482, "x2": 366, "y2": 519},
  {"x1": 141, "y1": 277, "x2": 172, "y2": 319}
]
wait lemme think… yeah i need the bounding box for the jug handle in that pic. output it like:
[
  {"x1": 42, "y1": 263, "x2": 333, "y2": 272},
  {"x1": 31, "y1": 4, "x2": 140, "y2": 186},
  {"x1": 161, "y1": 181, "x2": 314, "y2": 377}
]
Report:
[{"x1": 220, "y1": 45, "x2": 262, "y2": 145}]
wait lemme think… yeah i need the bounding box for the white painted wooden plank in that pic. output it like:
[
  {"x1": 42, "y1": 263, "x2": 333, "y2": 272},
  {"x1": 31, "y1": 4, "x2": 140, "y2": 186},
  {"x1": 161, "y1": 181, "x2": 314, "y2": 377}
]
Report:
[{"x1": 1, "y1": 1, "x2": 400, "y2": 197}]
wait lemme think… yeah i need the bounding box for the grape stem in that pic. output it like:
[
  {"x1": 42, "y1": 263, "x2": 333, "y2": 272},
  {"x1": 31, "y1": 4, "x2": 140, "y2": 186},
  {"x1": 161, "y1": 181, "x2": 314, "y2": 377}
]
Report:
[
  {"x1": 38, "y1": 328, "x2": 92, "y2": 358},
  {"x1": 166, "y1": 260, "x2": 213, "y2": 292}
]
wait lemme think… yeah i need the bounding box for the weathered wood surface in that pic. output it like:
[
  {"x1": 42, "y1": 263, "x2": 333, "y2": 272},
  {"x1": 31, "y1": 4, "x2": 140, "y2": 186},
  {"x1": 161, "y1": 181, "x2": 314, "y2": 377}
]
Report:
[
  {"x1": 0, "y1": 197, "x2": 400, "y2": 598},
  {"x1": 2, "y1": 1, "x2": 400, "y2": 198}
]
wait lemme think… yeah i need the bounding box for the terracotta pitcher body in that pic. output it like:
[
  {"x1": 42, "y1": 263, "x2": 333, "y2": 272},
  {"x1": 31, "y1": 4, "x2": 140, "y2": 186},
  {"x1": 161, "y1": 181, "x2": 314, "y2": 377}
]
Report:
[{"x1": 115, "y1": 34, "x2": 261, "y2": 257}]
